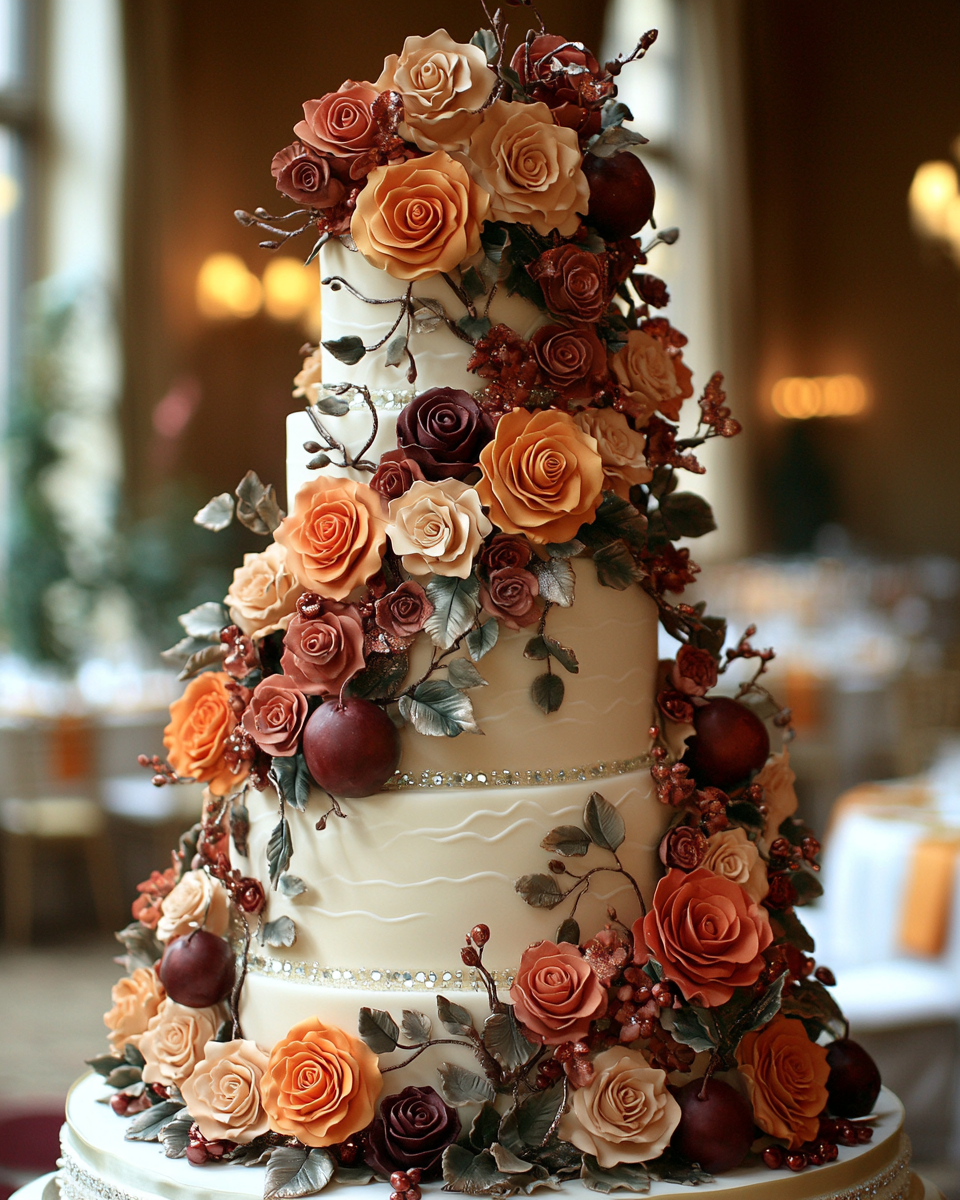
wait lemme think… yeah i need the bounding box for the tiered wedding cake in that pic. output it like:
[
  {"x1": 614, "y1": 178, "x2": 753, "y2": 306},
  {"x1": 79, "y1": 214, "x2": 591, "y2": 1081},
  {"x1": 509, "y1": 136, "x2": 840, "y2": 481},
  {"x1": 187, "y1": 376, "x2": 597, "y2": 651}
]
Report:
[{"x1": 58, "y1": 13, "x2": 930, "y2": 1200}]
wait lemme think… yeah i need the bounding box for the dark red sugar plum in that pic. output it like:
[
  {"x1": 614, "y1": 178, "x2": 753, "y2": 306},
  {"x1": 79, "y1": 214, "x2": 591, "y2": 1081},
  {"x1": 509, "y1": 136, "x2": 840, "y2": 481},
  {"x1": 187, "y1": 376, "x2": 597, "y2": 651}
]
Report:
[{"x1": 302, "y1": 696, "x2": 401, "y2": 798}]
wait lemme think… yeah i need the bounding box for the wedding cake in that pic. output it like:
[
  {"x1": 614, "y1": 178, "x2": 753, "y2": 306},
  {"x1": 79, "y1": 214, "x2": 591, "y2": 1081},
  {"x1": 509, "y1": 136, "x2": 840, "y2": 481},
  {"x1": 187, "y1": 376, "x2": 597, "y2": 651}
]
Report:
[{"x1": 57, "y1": 12, "x2": 932, "y2": 1200}]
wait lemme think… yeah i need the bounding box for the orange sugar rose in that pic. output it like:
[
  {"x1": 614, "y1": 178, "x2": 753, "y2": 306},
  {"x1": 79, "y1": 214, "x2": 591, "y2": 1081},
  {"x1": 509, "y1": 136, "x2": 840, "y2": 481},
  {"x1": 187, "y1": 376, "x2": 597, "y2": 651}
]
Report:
[
  {"x1": 736, "y1": 1016, "x2": 830, "y2": 1149},
  {"x1": 163, "y1": 671, "x2": 247, "y2": 796}
]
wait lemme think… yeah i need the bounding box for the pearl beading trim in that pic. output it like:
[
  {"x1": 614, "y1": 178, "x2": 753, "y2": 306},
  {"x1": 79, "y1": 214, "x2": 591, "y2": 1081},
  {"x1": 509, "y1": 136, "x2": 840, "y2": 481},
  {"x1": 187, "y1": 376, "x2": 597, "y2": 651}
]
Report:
[
  {"x1": 385, "y1": 752, "x2": 654, "y2": 791},
  {"x1": 245, "y1": 953, "x2": 515, "y2": 992}
]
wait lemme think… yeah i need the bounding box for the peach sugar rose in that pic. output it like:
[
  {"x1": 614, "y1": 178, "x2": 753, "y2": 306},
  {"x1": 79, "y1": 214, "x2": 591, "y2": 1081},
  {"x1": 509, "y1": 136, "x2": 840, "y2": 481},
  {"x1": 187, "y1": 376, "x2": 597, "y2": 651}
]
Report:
[
  {"x1": 558, "y1": 1047, "x2": 681, "y2": 1168},
  {"x1": 754, "y1": 749, "x2": 799, "y2": 852},
  {"x1": 736, "y1": 1015, "x2": 830, "y2": 1149},
  {"x1": 701, "y1": 827, "x2": 769, "y2": 903},
  {"x1": 155, "y1": 868, "x2": 231, "y2": 943},
  {"x1": 351, "y1": 151, "x2": 490, "y2": 282},
  {"x1": 510, "y1": 939, "x2": 607, "y2": 1045},
  {"x1": 163, "y1": 672, "x2": 247, "y2": 796},
  {"x1": 261, "y1": 1017, "x2": 382, "y2": 1148},
  {"x1": 274, "y1": 476, "x2": 386, "y2": 601},
  {"x1": 180, "y1": 1038, "x2": 271, "y2": 1144},
  {"x1": 468, "y1": 100, "x2": 589, "y2": 238},
  {"x1": 376, "y1": 30, "x2": 495, "y2": 153},
  {"x1": 137, "y1": 999, "x2": 227, "y2": 1090},
  {"x1": 103, "y1": 967, "x2": 166, "y2": 1054},
  {"x1": 476, "y1": 407, "x2": 604, "y2": 544},
  {"x1": 293, "y1": 347, "x2": 323, "y2": 406},
  {"x1": 386, "y1": 479, "x2": 492, "y2": 578},
  {"x1": 611, "y1": 329, "x2": 688, "y2": 426},
  {"x1": 225, "y1": 541, "x2": 303, "y2": 638},
  {"x1": 574, "y1": 408, "x2": 652, "y2": 499}
]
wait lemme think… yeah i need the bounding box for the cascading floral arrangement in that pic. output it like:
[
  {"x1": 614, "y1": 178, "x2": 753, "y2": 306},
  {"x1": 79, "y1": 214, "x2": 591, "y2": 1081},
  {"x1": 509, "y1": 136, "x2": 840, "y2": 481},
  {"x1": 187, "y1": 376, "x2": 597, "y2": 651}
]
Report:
[{"x1": 87, "y1": 8, "x2": 884, "y2": 1197}]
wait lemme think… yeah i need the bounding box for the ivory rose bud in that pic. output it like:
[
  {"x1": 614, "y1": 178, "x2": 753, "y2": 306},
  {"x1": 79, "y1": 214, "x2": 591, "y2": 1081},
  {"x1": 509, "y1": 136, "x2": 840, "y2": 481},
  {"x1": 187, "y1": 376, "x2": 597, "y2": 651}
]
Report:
[
  {"x1": 280, "y1": 604, "x2": 365, "y2": 697},
  {"x1": 754, "y1": 749, "x2": 799, "y2": 852},
  {"x1": 103, "y1": 967, "x2": 166, "y2": 1054},
  {"x1": 611, "y1": 329, "x2": 687, "y2": 426},
  {"x1": 670, "y1": 644, "x2": 718, "y2": 697},
  {"x1": 386, "y1": 479, "x2": 491, "y2": 578},
  {"x1": 376, "y1": 30, "x2": 495, "y2": 153},
  {"x1": 274, "y1": 477, "x2": 386, "y2": 601},
  {"x1": 241, "y1": 675, "x2": 308, "y2": 756},
  {"x1": 477, "y1": 408, "x2": 604, "y2": 544},
  {"x1": 138, "y1": 999, "x2": 226, "y2": 1089},
  {"x1": 396, "y1": 388, "x2": 495, "y2": 481},
  {"x1": 702, "y1": 827, "x2": 769, "y2": 903},
  {"x1": 574, "y1": 408, "x2": 652, "y2": 499},
  {"x1": 370, "y1": 449, "x2": 426, "y2": 503},
  {"x1": 558, "y1": 1047, "x2": 681, "y2": 1167},
  {"x1": 261, "y1": 1017, "x2": 382, "y2": 1147},
  {"x1": 375, "y1": 581, "x2": 434, "y2": 639},
  {"x1": 640, "y1": 867, "x2": 773, "y2": 1007},
  {"x1": 479, "y1": 567, "x2": 540, "y2": 631},
  {"x1": 294, "y1": 81, "x2": 379, "y2": 159},
  {"x1": 270, "y1": 142, "x2": 345, "y2": 209},
  {"x1": 181, "y1": 1038, "x2": 271, "y2": 1144},
  {"x1": 351, "y1": 151, "x2": 489, "y2": 281},
  {"x1": 163, "y1": 673, "x2": 247, "y2": 796},
  {"x1": 736, "y1": 1016, "x2": 830, "y2": 1149},
  {"x1": 510, "y1": 939, "x2": 607, "y2": 1045},
  {"x1": 468, "y1": 100, "x2": 589, "y2": 238},
  {"x1": 529, "y1": 245, "x2": 609, "y2": 324},
  {"x1": 530, "y1": 324, "x2": 608, "y2": 400},
  {"x1": 226, "y1": 542, "x2": 304, "y2": 639},
  {"x1": 156, "y1": 869, "x2": 231, "y2": 943}
]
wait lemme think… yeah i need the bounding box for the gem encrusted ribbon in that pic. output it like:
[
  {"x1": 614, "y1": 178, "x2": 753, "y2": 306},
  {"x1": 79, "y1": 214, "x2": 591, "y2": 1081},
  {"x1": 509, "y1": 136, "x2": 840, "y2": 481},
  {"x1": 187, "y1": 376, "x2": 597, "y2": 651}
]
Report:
[
  {"x1": 384, "y1": 752, "x2": 654, "y2": 791},
  {"x1": 245, "y1": 954, "x2": 515, "y2": 992}
]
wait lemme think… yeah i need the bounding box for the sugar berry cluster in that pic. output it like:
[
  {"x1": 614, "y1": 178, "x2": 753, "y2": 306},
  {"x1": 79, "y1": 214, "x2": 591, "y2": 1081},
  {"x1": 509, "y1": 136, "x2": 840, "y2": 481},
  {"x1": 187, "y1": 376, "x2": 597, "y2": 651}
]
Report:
[{"x1": 762, "y1": 1117, "x2": 873, "y2": 1173}]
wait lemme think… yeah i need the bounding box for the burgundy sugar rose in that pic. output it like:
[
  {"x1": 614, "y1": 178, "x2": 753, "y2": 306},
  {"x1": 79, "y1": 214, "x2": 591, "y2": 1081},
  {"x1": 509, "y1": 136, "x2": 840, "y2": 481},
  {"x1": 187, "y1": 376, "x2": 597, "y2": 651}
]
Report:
[
  {"x1": 364, "y1": 1085, "x2": 460, "y2": 1180},
  {"x1": 510, "y1": 34, "x2": 607, "y2": 137},
  {"x1": 375, "y1": 581, "x2": 434, "y2": 639},
  {"x1": 241, "y1": 675, "x2": 309, "y2": 756},
  {"x1": 370, "y1": 449, "x2": 426, "y2": 503},
  {"x1": 479, "y1": 567, "x2": 540, "y2": 631},
  {"x1": 657, "y1": 688, "x2": 695, "y2": 725},
  {"x1": 659, "y1": 825, "x2": 708, "y2": 871},
  {"x1": 529, "y1": 323, "x2": 608, "y2": 398},
  {"x1": 480, "y1": 535, "x2": 531, "y2": 572},
  {"x1": 280, "y1": 603, "x2": 365, "y2": 697},
  {"x1": 234, "y1": 877, "x2": 266, "y2": 915},
  {"x1": 671, "y1": 645, "x2": 719, "y2": 697},
  {"x1": 396, "y1": 388, "x2": 495, "y2": 481},
  {"x1": 270, "y1": 142, "x2": 345, "y2": 209},
  {"x1": 528, "y1": 245, "x2": 610, "y2": 324}
]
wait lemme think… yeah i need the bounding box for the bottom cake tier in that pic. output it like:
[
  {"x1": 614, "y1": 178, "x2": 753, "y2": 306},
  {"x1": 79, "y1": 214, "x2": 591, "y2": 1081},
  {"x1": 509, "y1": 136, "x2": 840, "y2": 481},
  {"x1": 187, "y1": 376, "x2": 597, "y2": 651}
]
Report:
[{"x1": 60, "y1": 1072, "x2": 922, "y2": 1200}]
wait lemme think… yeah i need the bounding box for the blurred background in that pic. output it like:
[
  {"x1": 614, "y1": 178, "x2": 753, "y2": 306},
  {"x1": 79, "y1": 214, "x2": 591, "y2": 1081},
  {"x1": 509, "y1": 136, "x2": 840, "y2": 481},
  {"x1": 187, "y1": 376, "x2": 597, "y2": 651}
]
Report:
[{"x1": 0, "y1": 0, "x2": 959, "y2": 1194}]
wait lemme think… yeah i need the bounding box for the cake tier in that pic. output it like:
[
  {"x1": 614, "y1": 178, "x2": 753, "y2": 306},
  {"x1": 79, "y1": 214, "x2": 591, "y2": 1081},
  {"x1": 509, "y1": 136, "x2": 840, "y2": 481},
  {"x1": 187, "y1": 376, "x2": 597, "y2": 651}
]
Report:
[{"x1": 60, "y1": 1072, "x2": 919, "y2": 1200}]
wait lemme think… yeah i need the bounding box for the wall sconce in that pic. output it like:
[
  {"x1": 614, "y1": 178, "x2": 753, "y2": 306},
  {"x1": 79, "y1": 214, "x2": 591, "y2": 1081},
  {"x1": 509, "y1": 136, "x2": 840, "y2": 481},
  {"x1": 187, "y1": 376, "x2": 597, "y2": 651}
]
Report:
[
  {"x1": 771, "y1": 375, "x2": 869, "y2": 420},
  {"x1": 909, "y1": 152, "x2": 960, "y2": 262},
  {"x1": 196, "y1": 253, "x2": 320, "y2": 332}
]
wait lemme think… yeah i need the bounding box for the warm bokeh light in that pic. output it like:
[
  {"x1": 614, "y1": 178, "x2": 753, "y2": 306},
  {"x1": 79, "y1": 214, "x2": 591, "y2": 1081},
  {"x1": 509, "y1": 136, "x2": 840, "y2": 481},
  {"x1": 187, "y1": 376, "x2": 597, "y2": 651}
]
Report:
[
  {"x1": 908, "y1": 160, "x2": 958, "y2": 238},
  {"x1": 196, "y1": 252, "x2": 262, "y2": 319},
  {"x1": 0, "y1": 173, "x2": 18, "y2": 216},
  {"x1": 771, "y1": 375, "x2": 869, "y2": 420},
  {"x1": 262, "y1": 255, "x2": 319, "y2": 321}
]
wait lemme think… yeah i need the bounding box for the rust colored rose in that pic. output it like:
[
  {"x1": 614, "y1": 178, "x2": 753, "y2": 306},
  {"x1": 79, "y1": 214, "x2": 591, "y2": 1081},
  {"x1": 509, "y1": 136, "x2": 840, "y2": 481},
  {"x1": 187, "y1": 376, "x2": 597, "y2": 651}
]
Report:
[
  {"x1": 736, "y1": 1016, "x2": 830, "y2": 1149},
  {"x1": 376, "y1": 30, "x2": 495, "y2": 153},
  {"x1": 481, "y1": 535, "x2": 531, "y2": 572},
  {"x1": 611, "y1": 329, "x2": 687, "y2": 426},
  {"x1": 274, "y1": 476, "x2": 386, "y2": 601},
  {"x1": 702, "y1": 827, "x2": 769, "y2": 903},
  {"x1": 164, "y1": 672, "x2": 248, "y2": 796},
  {"x1": 529, "y1": 245, "x2": 609, "y2": 323},
  {"x1": 241, "y1": 675, "x2": 308, "y2": 756},
  {"x1": 138, "y1": 998, "x2": 227, "y2": 1090},
  {"x1": 754, "y1": 749, "x2": 799, "y2": 852},
  {"x1": 530, "y1": 324, "x2": 608, "y2": 400},
  {"x1": 281, "y1": 603, "x2": 365, "y2": 697},
  {"x1": 234, "y1": 877, "x2": 266, "y2": 915},
  {"x1": 370, "y1": 449, "x2": 425, "y2": 503},
  {"x1": 271, "y1": 142, "x2": 345, "y2": 209},
  {"x1": 558, "y1": 1047, "x2": 681, "y2": 1167},
  {"x1": 574, "y1": 408, "x2": 652, "y2": 498},
  {"x1": 103, "y1": 967, "x2": 166, "y2": 1054},
  {"x1": 511, "y1": 939, "x2": 607, "y2": 1045},
  {"x1": 640, "y1": 867, "x2": 773, "y2": 1007},
  {"x1": 131, "y1": 867, "x2": 176, "y2": 930},
  {"x1": 659, "y1": 825, "x2": 707, "y2": 871},
  {"x1": 511, "y1": 34, "x2": 607, "y2": 138},
  {"x1": 396, "y1": 388, "x2": 495, "y2": 481},
  {"x1": 657, "y1": 687, "x2": 695, "y2": 725},
  {"x1": 181, "y1": 1038, "x2": 271, "y2": 1145},
  {"x1": 351, "y1": 151, "x2": 489, "y2": 281},
  {"x1": 375, "y1": 580, "x2": 434, "y2": 639},
  {"x1": 386, "y1": 479, "x2": 491, "y2": 578},
  {"x1": 479, "y1": 567, "x2": 540, "y2": 631},
  {"x1": 671, "y1": 645, "x2": 718, "y2": 697},
  {"x1": 477, "y1": 407, "x2": 604, "y2": 544},
  {"x1": 294, "y1": 81, "x2": 379, "y2": 159},
  {"x1": 261, "y1": 1017, "x2": 382, "y2": 1147},
  {"x1": 156, "y1": 869, "x2": 230, "y2": 943}
]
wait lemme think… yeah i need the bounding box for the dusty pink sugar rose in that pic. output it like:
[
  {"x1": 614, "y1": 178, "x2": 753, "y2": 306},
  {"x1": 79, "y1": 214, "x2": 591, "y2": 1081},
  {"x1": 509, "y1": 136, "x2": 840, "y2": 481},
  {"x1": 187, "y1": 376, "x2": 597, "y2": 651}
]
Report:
[
  {"x1": 574, "y1": 408, "x2": 652, "y2": 499},
  {"x1": 375, "y1": 580, "x2": 434, "y2": 639},
  {"x1": 271, "y1": 142, "x2": 345, "y2": 209},
  {"x1": 180, "y1": 1038, "x2": 271, "y2": 1144},
  {"x1": 558, "y1": 1047, "x2": 681, "y2": 1167},
  {"x1": 241, "y1": 675, "x2": 308, "y2": 756},
  {"x1": 137, "y1": 999, "x2": 227, "y2": 1089},
  {"x1": 295, "y1": 81, "x2": 379, "y2": 160},
  {"x1": 479, "y1": 567, "x2": 540, "y2": 631},
  {"x1": 281, "y1": 603, "x2": 365, "y2": 697},
  {"x1": 386, "y1": 479, "x2": 491, "y2": 578},
  {"x1": 510, "y1": 939, "x2": 607, "y2": 1045}
]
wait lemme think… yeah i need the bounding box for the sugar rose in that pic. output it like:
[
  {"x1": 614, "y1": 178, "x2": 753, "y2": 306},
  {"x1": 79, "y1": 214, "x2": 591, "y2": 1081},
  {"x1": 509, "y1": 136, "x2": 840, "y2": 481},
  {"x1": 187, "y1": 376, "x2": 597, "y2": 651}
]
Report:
[
  {"x1": 181, "y1": 1038, "x2": 271, "y2": 1145},
  {"x1": 529, "y1": 245, "x2": 609, "y2": 324},
  {"x1": 702, "y1": 827, "x2": 769, "y2": 903},
  {"x1": 156, "y1": 869, "x2": 230, "y2": 943},
  {"x1": 386, "y1": 479, "x2": 491, "y2": 578},
  {"x1": 163, "y1": 672, "x2": 247, "y2": 797},
  {"x1": 480, "y1": 567, "x2": 540, "y2": 631},
  {"x1": 640, "y1": 867, "x2": 773, "y2": 1007},
  {"x1": 530, "y1": 324, "x2": 608, "y2": 400},
  {"x1": 103, "y1": 967, "x2": 166, "y2": 1054},
  {"x1": 376, "y1": 30, "x2": 495, "y2": 153},
  {"x1": 558, "y1": 1047, "x2": 681, "y2": 1167},
  {"x1": 271, "y1": 142, "x2": 345, "y2": 209},
  {"x1": 364, "y1": 1085, "x2": 460, "y2": 1180},
  {"x1": 351, "y1": 151, "x2": 489, "y2": 281},
  {"x1": 242, "y1": 675, "x2": 308, "y2": 756},
  {"x1": 477, "y1": 408, "x2": 604, "y2": 544},
  {"x1": 226, "y1": 542, "x2": 303, "y2": 638},
  {"x1": 611, "y1": 329, "x2": 688, "y2": 426},
  {"x1": 671, "y1": 644, "x2": 718, "y2": 697},
  {"x1": 396, "y1": 388, "x2": 495, "y2": 481},
  {"x1": 281, "y1": 603, "x2": 365, "y2": 697},
  {"x1": 659, "y1": 824, "x2": 707, "y2": 872},
  {"x1": 754, "y1": 749, "x2": 799, "y2": 852},
  {"x1": 375, "y1": 580, "x2": 434, "y2": 639},
  {"x1": 736, "y1": 1016, "x2": 830, "y2": 1149},
  {"x1": 275, "y1": 477, "x2": 386, "y2": 601},
  {"x1": 293, "y1": 347, "x2": 324, "y2": 406},
  {"x1": 295, "y1": 81, "x2": 379, "y2": 160},
  {"x1": 138, "y1": 999, "x2": 226, "y2": 1089},
  {"x1": 370, "y1": 450, "x2": 425, "y2": 502},
  {"x1": 261, "y1": 1017, "x2": 381, "y2": 1147},
  {"x1": 511, "y1": 34, "x2": 607, "y2": 137},
  {"x1": 511, "y1": 939, "x2": 607, "y2": 1045},
  {"x1": 468, "y1": 100, "x2": 588, "y2": 238},
  {"x1": 574, "y1": 408, "x2": 652, "y2": 499}
]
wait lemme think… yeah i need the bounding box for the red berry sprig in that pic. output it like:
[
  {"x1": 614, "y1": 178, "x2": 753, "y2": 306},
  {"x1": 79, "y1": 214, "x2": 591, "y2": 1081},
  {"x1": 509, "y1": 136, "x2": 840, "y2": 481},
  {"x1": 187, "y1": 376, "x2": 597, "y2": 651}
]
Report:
[
  {"x1": 761, "y1": 1117, "x2": 873, "y2": 1171},
  {"x1": 185, "y1": 1123, "x2": 235, "y2": 1165},
  {"x1": 389, "y1": 1168, "x2": 422, "y2": 1200}
]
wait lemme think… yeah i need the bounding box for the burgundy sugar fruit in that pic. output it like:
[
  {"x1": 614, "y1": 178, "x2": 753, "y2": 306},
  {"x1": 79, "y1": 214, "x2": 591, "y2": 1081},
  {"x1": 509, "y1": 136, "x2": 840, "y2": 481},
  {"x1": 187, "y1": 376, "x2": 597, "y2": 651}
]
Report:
[
  {"x1": 683, "y1": 696, "x2": 770, "y2": 788},
  {"x1": 826, "y1": 1038, "x2": 881, "y2": 1118},
  {"x1": 302, "y1": 696, "x2": 402, "y2": 798},
  {"x1": 583, "y1": 151, "x2": 656, "y2": 241},
  {"x1": 672, "y1": 1077, "x2": 755, "y2": 1173},
  {"x1": 159, "y1": 929, "x2": 235, "y2": 1008}
]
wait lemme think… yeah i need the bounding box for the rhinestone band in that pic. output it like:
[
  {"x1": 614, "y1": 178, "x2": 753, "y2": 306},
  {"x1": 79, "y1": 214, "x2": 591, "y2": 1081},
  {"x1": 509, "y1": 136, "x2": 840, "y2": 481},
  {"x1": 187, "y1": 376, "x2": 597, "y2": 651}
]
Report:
[
  {"x1": 246, "y1": 953, "x2": 515, "y2": 992},
  {"x1": 385, "y1": 752, "x2": 653, "y2": 791},
  {"x1": 323, "y1": 388, "x2": 417, "y2": 411}
]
